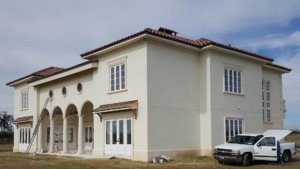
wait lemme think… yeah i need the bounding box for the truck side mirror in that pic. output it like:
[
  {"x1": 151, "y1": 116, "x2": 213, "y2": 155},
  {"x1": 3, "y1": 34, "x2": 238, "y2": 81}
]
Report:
[{"x1": 257, "y1": 143, "x2": 261, "y2": 147}]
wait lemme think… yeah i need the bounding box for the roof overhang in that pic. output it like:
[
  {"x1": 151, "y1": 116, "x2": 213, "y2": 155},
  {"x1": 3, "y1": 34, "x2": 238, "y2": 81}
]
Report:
[
  {"x1": 13, "y1": 116, "x2": 33, "y2": 127},
  {"x1": 30, "y1": 61, "x2": 98, "y2": 86},
  {"x1": 7, "y1": 76, "x2": 35, "y2": 87},
  {"x1": 201, "y1": 45, "x2": 273, "y2": 64},
  {"x1": 93, "y1": 100, "x2": 138, "y2": 121},
  {"x1": 263, "y1": 64, "x2": 291, "y2": 73}
]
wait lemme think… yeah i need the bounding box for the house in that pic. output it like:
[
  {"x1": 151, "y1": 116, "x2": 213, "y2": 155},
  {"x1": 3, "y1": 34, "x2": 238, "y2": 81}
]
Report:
[{"x1": 6, "y1": 27, "x2": 291, "y2": 161}]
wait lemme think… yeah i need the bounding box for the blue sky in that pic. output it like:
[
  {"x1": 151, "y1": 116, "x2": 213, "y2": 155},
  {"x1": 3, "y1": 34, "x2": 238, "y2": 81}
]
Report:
[{"x1": 0, "y1": 0, "x2": 299, "y2": 129}]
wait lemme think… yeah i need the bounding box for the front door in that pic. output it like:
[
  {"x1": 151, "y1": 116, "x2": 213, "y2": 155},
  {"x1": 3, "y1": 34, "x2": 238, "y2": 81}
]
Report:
[
  {"x1": 84, "y1": 126, "x2": 93, "y2": 151},
  {"x1": 105, "y1": 118, "x2": 132, "y2": 158},
  {"x1": 254, "y1": 136, "x2": 278, "y2": 161}
]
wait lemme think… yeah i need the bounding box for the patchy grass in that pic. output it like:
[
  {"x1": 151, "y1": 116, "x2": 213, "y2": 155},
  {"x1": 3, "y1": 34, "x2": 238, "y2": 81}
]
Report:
[{"x1": 0, "y1": 133, "x2": 300, "y2": 169}]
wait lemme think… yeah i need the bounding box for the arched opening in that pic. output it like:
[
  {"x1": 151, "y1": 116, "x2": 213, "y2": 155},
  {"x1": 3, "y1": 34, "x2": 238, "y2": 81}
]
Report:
[
  {"x1": 41, "y1": 109, "x2": 50, "y2": 152},
  {"x1": 52, "y1": 106, "x2": 63, "y2": 152},
  {"x1": 81, "y1": 101, "x2": 94, "y2": 153},
  {"x1": 65, "y1": 104, "x2": 78, "y2": 153}
]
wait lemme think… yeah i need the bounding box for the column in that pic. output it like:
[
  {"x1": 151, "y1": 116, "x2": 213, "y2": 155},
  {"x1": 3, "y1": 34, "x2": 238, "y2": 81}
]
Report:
[
  {"x1": 48, "y1": 117, "x2": 54, "y2": 153},
  {"x1": 62, "y1": 116, "x2": 68, "y2": 154},
  {"x1": 77, "y1": 114, "x2": 83, "y2": 154}
]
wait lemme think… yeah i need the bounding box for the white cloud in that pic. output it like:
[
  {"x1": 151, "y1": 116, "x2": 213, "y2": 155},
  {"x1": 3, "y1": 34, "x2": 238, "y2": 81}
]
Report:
[{"x1": 246, "y1": 31, "x2": 300, "y2": 50}]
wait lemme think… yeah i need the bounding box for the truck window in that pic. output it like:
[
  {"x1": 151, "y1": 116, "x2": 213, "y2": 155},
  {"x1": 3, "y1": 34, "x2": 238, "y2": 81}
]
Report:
[{"x1": 258, "y1": 137, "x2": 275, "y2": 146}]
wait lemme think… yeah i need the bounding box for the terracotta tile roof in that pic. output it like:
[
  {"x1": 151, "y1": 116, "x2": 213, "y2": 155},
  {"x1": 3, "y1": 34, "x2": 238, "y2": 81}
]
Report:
[
  {"x1": 266, "y1": 63, "x2": 292, "y2": 72},
  {"x1": 93, "y1": 100, "x2": 138, "y2": 113},
  {"x1": 32, "y1": 67, "x2": 64, "y2": 77},
  {"x1": 13, "y1": 116, "x2": 33, "y2": 124},
  {"x1": 6, "y1": 67, "x2": 64, "y2": 86},
  {"x1": 80, "y1": 28, "x2": 274, "y2": 62},
  {"x1": 29, "y1": 60, "x2": 98, "y2": 83}
]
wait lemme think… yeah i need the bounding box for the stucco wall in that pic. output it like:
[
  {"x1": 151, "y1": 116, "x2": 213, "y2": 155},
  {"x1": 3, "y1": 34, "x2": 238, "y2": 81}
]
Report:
[
  {"x1": 208, "y1": 49, "x2": 264, "y2": 149},
  {"x1": 147, "y1": 40, "x2": 201, "y2": 159}
]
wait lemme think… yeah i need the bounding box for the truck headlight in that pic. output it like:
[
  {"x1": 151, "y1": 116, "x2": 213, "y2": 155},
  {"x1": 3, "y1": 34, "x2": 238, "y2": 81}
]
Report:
[{"x1": 232, "y1": 150, "x2": 240, "y2": 155}]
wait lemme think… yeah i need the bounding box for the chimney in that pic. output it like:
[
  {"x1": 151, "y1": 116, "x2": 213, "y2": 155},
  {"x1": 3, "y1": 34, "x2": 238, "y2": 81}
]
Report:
[{"x1": 158, "y1": 27, "x2": 178, "y2": 36}]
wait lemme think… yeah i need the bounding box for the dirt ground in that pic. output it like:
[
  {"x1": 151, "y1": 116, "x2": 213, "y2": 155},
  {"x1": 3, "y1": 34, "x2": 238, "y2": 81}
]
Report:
[{"x1": 0, "y1": 134, "x2": 299, "y2": 169}]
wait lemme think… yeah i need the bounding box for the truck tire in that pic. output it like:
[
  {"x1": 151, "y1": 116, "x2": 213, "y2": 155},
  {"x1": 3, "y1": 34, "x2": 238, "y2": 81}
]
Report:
[
  {"x1": 282, "y1": 150, "x2": 291, "y2": 163},
  {"x1": 242, "y1": 153, "x2": 251, "y2": 166}
]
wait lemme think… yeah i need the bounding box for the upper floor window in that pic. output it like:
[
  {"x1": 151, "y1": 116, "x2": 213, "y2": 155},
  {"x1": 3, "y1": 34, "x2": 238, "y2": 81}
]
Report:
[
  {"x1": 262, "y1": 80, "x2": 271, "y2": 122},
  {"x1": 21, "y1": 88, "x2": 29, "y2": 110},
  {"x1": 110, "y1": 63, "x2": 126, "y2": 92},
  {"x1": 224, "y1": 68, "x2": 242, "y2": 94}
]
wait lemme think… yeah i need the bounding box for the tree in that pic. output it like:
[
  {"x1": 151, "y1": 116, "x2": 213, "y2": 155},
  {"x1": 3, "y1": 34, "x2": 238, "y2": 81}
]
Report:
[{"x1": 0, "y1": 111, "x2": 13, "y2": 132}]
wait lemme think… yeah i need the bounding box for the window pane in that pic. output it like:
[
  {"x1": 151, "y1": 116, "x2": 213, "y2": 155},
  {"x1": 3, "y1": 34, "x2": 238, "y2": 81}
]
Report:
[
  {"x1": 68, "y1": 128, "x2": 73, "y2": 143},
  {"x1": 121, "y1": 64, "x2": 125, "y2": 89},
  {"x1": 230, "y1": 120, "x2": 234, "y2": 140},
  {"x1": 85, "y1": 127, "x2": 88, "y2": 142},
  {"x1": 224, "y1": 69, "x2": 228, "y2": 92},
  {"x1": 112, "y1": 121, "x2": 117, "y2": 144},
  {"x1": 106, "y1": 121, "x2": 110, "y2": 144},
  {"x1": 127, "y1": 119, "x2": 131, "y2": 144},
  {"x1": 229, "y1": 70, "x2": 233, "y2": 92},
  {"x1": 28, "y1": 129, "x2": 30, "y2": 143},
  {"x1": 111, "y1": 67, "x2": 115, "y2": 91},
  {"x1": 119, "y1": 120, "x2": 124, "y2": 144},
  {"x1": 235, "y1": 120, "x2": 238, "y2": 136},
  {"x1": 238, "y1": 72, "x2": 241, "y2": 93},
  {"x1": 225, "y1": 120, "x2": 229, "y2": 142},
  {"x1": 116, "y1": 66, "x2": 120, "y2": 90},
  {"x1": 234, "y1": 71, "x2": 237, "y2": 93},
  {"x1": 88, "y1": 127, "x2": 93, "y2": 142},
  {"x1": 47, "y1": 127, "x2": 50, "y2": 143}
]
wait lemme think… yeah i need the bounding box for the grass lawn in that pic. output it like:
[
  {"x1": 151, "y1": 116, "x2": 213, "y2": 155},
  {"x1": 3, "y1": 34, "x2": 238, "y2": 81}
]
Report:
[{"x1": 0, "y1": 134, "x2": 299, "y2": 169}]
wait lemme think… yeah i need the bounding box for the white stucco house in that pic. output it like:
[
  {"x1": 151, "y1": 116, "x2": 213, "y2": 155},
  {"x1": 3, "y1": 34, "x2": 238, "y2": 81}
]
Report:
[{"x1": 7, "y1": 27, "x2": 291, "y2": 161}]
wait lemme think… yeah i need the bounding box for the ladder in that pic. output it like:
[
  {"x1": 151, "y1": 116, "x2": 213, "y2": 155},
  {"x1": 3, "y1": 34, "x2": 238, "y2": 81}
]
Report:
[{"x1": 26, "y1": 98, "x2": 50, "y2": 153}]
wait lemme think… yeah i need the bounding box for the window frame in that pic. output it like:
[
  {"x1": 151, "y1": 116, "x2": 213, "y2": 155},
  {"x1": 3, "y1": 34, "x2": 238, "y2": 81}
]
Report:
[
  {"x1": 108, "y1": 56, "x2": 127, "y2": 93},
  {"x1": 262, "y1": 80, "x2": 271, "y2": 122},
  {"x1": 20, "y1": 88, "x2": 29, "y2": 110},
  {"x1": 224, "y1": 117, "x2": 244, "y2": 142},
  {"x1": 223, "y1": 68, "x2": 242, "y2": 95}
]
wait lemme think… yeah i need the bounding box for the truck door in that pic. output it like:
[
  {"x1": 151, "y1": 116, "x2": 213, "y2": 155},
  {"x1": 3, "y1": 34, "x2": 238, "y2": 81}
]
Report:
[{"x1": 254, "y1": 136, "x2": 277, "y2": 161}]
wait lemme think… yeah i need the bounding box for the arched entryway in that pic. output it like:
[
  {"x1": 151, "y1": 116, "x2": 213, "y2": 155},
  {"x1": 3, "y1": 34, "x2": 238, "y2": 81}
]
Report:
[
  {"x1": 41, "y1": 109, "x2": 50, "y2": 152},
  {"x1": 81, "y1": 101, "x2": 94, "y2": 153},
  {"x1": 65, "y1": 104, "x2": 78, "y2": 154},
  {"x1": 51, "y1": 106, "x2": 63, "y2": 152}
]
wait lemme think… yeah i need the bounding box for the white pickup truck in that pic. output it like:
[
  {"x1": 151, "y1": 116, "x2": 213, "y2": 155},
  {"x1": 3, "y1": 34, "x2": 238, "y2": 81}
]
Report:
[{"x1": 214, "y1": 130, "x2": 296, "y2": 166}]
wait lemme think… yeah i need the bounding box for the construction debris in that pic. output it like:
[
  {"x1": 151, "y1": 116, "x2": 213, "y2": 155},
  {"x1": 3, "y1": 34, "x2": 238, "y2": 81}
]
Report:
[{"x1": 152, "y1": 155, "x2": 172, "y2": 163}]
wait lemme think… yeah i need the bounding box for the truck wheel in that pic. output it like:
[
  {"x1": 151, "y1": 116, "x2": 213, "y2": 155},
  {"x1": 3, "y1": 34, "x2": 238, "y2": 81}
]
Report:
[
  {"x1": 282, "y1": 151, "x2": 291, "y2": 163},
  {"x1": 242, "y1": 153, "x2": 251, "y2": 166}
]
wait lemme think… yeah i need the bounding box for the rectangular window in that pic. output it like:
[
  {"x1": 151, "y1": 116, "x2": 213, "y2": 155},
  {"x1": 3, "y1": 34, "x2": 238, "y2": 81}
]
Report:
[
  {"x1": 110, "y1": 63, "x2": 126, "y2": 92},
  {"x1": 224, "y1": 68, "x2": 242, "y2": 94},
  {"x1": 225, "y1": 118, "x2": 243, "y2": 142},
  {"x1": 21, "y1": 89, "x2": 29, "y2": 109},
  {"x1": 119, "y1": 120, "x2": 124, "y2": 144},
  {"x1": 262, "y1": 80, "x2": 271, "y2": 122},
  {"x1": 85, "y1": 127, "x2": 93, "y2": 143},
  {"x1": 19, "y1": 127, "x2": 31, "y2": 144},
  {"x1": 68, "y1": 128, "x2": 73, "y2": 143},
  {"x1": 112, "y1": 121, "x2": 117, "y2": 144}
]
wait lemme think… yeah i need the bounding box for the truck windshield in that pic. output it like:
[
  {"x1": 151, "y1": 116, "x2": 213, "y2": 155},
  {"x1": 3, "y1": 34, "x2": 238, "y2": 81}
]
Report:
[{"x1": 228, "y1": 135, "x2": 262, "y2": 145}]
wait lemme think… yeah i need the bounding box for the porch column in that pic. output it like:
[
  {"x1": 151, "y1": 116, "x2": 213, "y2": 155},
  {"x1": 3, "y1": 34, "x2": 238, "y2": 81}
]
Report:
[
  {"x1": 62, "y1": 116, "x2": 68, "y2": 154},
  {"x1": 48, "y1": 117, "x2": 54, "y2": 153},
  {"x1": 77, "y1": 114, "x2": 83, "y2": 154}
]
